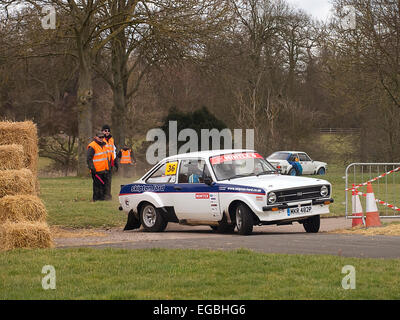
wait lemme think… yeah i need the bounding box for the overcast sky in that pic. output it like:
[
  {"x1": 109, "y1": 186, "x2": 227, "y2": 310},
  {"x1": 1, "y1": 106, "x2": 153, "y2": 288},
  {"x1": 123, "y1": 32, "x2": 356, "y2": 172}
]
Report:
[{"x1": 286, "y1": 0, "x2": 334, "y2": 21}]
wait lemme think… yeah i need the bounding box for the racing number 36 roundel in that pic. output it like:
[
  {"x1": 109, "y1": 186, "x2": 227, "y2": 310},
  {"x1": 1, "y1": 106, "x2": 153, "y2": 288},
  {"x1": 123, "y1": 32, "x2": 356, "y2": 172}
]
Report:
[{"x1": 165, "y1": 161, "x2": 178, "y2": 175}]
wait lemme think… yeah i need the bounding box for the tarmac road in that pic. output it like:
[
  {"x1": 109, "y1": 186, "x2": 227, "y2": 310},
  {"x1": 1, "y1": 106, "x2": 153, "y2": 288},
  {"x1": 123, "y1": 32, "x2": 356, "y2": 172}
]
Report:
[{"x1": 56, "y1": 217, "x2": 400, "y2": 259}]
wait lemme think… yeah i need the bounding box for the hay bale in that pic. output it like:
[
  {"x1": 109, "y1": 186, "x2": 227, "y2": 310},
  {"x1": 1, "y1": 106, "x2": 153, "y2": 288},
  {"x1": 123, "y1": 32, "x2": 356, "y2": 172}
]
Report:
[
  {"x1": 0, "y1": 169, "x2": 35, "y2": 198},
  {"x1": 0, "y1": 121, "x2": 38, "y2": 176},
  {"x1": 0, "y1": 195, "x2": 47, "y2": 223},
  {"x1": 0, "y1": 221, "x2": 53, "y2": 251},
  {"x1": 0, "y1": 144, "x2": 25, "y2": 170}
]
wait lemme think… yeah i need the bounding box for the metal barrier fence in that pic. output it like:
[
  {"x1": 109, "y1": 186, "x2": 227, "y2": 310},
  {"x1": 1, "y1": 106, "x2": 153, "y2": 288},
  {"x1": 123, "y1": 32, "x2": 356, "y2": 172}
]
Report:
[{"x1": 345, "y1": 163, "x2": 400, "y2": 220}]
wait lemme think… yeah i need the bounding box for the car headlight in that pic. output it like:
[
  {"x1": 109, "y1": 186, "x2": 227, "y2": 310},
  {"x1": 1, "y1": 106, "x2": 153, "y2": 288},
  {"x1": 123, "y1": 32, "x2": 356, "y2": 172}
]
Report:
[
  {"x1": 320, "y1": 185, "x2": 329, "y2": 197},
  {"x1": 267, "y1": 192, "x2": 277, "y2": 204}
]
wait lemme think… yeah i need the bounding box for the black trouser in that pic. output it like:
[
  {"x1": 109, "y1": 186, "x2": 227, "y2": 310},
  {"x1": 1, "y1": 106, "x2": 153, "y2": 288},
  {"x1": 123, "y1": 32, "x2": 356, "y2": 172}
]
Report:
[
  {"x1": 104, "y1": 169, "x2": 112, "y2": 200},
  {"x1": 91, "y1": 171, "x2": 108, "y2": 201},
  {"x1": 120, "y1": 164, "x2": 131, "y2": 178}
]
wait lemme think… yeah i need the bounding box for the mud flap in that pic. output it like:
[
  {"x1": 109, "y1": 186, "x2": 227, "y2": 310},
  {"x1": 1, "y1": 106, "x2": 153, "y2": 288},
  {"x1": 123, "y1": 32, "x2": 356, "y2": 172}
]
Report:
[{"x1": 123, "y1": 211, "x2": 141, "y2": 230}]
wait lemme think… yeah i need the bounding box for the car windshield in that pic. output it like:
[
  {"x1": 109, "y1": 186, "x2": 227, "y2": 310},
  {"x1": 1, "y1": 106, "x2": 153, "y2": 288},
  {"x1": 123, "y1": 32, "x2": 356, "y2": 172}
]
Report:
[
  {"x1": 210, "y1": 152, "x2": 277, "y2": 181},
  {"x1": 268, "y1": 152, "x2": 290, "y2": 160}
]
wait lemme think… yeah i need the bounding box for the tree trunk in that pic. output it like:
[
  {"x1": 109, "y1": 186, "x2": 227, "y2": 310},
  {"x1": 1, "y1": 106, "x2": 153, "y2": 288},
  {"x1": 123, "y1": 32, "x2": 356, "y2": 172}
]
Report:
[
  {"x1": 76, "y1": 65, "x2": 93, "y2": 176},
  {"x1": 110, "y1": 33, "x2": 128, "y2": 149},
  {"x1": 111, "y1": 83, "x2": 126, "y2": 149}
]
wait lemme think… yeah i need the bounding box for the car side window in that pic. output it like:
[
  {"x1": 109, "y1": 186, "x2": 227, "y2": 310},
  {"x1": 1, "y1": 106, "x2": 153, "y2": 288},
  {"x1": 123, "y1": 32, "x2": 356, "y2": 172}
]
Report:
[
  {"x1": 178, "y1": 159, "x2": 207, "y2": 183},
  {"x1": 289, "y1": 154, "x2": 298, "y2": 162},
  {"x1": 299, "y1": 153, "x2": 310, "y2": 161},
  {"x1": 146, "y1": 161, "x2": 177, "y2": 184},
  {"x1": 203, "y1": 164, "x2": 212, "y2": 181}
]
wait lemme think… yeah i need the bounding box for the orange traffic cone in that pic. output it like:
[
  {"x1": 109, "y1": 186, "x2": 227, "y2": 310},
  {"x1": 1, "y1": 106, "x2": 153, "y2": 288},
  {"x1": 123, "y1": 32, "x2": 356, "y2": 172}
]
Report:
[
  {"x1": 351, "y1": 184, "x2": 363, "y2": 227},
  {"x1": 365, "y1": 182, "x2": 382, "y2": 227}
]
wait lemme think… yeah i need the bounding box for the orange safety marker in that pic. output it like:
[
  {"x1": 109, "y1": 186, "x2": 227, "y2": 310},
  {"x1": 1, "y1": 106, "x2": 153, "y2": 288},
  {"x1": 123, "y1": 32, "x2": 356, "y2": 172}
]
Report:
[
  {"x1": 351, "y1": 184, "x2": 363, "y2": 227},
  {"x1": 365, "y1": 182, "x2": 382, "y2": 227}
]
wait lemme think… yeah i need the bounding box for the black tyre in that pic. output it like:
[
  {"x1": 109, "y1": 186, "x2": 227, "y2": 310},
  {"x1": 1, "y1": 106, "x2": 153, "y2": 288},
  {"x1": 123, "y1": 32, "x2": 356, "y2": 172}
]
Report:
[
  {"x1": 140, "y1": 203, "x2": 168, "y2": 232},
  {"x1": 317, "y1": 167, "x2": 326, "y2": 175},
  {"x1": 303, "y1": 215, "x2": 320, "y2": 233},
  {"x1": 235, "y1": 203, "x2": 254, "y2": 235},
  {"x1": 288, "y1": 168, "x2": 297, "y2": 176}
]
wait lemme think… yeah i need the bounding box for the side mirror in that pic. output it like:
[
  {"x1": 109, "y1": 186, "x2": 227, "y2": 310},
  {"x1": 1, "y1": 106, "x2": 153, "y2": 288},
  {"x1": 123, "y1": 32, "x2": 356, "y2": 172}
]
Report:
[{"x1": 204, "y1": 176, "x2": 213, "y2": 186}]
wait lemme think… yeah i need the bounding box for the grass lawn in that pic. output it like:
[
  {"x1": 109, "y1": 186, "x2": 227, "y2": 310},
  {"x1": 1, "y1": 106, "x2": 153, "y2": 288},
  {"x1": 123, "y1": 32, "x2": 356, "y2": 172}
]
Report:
[
  {"x1": 1, "y1": 248, "x2": 399, "y2": 299},
  {"x1": 3, "y1": 164, "x2": 397, "y2": 301},
  {"x1": 39, "y1": 175, "x2": 135, "y2": 228}
]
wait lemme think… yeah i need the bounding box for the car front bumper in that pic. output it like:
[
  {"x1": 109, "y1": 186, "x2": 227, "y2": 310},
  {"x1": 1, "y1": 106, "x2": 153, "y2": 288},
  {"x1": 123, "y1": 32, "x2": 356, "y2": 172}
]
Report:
[
  {"x1": 255, "y1": 198, "x2": 334, "y2": 222},
  {"x1": 262, "y1": 198, "x2": 334, "y2": 211}
]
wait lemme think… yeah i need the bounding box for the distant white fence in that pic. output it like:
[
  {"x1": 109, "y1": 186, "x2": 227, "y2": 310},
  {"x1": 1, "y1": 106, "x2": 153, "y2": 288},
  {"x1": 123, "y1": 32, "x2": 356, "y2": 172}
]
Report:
[{"x1": 320, "y1": 128, "x2": 361, "y2": 134}]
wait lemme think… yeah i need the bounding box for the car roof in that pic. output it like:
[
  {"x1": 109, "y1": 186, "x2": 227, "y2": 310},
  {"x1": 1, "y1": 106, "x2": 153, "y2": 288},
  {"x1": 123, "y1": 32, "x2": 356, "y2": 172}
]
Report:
[
  {"x1": 163, "y1": 149, "x2": 256, "y2": 161},
  {"x1": 268, "y1": 151, "x2": 306, "y2": 155}
]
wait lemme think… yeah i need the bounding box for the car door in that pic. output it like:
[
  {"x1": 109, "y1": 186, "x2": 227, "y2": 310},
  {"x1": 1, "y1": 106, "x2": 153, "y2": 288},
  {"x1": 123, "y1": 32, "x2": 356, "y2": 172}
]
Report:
[
  {"x1": 298, "y1": 153, "x2": 313, "y2": 174},
  {"x1": 145, "y1": 160, "x2": 179, "y2": 207},
  {"x1": 172, "y1": 159, "x2": 221, "y2": 221}
]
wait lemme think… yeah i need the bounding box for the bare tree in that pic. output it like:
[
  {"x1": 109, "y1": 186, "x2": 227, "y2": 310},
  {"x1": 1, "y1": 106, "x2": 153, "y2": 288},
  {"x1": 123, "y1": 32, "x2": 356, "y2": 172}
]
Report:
[{"x1": 94, "y1": 0, "x2": 231, "y2": 148}]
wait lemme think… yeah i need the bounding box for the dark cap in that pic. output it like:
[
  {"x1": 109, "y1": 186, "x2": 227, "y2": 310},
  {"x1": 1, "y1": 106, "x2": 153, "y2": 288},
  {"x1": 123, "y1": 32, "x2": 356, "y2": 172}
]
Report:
[{"x1": 101, "y1": 124, "x2": 111, "y2": 131}]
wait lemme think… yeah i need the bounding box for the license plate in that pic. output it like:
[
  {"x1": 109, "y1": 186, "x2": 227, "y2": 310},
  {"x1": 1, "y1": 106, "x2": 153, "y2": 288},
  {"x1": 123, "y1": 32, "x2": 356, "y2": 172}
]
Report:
[{"x1": 287, "y1": 205, "x2": 312, "y2": 216}]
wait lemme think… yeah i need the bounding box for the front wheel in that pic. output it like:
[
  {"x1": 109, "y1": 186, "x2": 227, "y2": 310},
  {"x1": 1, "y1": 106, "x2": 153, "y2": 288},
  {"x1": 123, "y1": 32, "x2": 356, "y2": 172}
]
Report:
[
  {"x1": 303, "y1": 215, "x2": 320, "y2": 233},
  {"x1": 235, "y1": 203, "x2": 254, "y2": 235},
  {"x1": 140, "y1": 203, "x2": 168, "y2": 232},
  {"x1": 317, "y1": 167, "x2": 326, "y2": 175},
  {"x1": 288, "y1": 168, "x2": 297, "y2": 176}
]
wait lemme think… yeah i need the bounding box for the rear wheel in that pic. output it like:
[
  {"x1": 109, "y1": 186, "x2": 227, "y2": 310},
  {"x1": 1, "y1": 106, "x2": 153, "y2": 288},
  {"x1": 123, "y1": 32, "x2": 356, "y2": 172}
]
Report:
[
  {"x1": 303, "y1": 215, "x2": 320, "y2": 233},
  {"x1": 235, "y1": 203, "x2": 254, "y2": 235},
  {"x1": 140, "y1": 203, "x2": 168, "y2": 232}
]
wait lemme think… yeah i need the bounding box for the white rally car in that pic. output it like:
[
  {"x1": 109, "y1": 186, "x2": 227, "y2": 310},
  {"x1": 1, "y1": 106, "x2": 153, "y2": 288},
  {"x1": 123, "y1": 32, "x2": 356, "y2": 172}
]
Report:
[
  {"x1": 267, "y1": 151, "x2": 327, "y2": 176},
  {"x1": 119, "y1": 149, "x2": 333, "y2": 235}
]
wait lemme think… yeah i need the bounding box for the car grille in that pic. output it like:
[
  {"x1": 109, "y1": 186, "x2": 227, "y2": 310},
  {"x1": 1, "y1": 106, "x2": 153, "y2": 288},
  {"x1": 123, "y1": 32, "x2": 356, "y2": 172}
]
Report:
[{"x1": 275, "y1": 185, "x2": 330, "y2": 203}]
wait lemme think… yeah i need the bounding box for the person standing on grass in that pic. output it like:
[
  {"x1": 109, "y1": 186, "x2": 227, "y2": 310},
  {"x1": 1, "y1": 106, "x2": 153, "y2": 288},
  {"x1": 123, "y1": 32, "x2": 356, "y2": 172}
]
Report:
[
  {"x1": 117, "y1": 145, "x2": 136, "y2": 178},
  {"x1": 102, "y1": 124, "x2": 118, "y2": 200},
  {"x1": 87, "y1": 132, "x2": 109, "y2": 201}
]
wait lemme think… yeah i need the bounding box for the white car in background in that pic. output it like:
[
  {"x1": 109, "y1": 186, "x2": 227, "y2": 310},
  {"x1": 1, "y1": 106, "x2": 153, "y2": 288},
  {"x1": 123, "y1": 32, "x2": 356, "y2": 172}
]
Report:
[
  {"x1": 119, "y1": 149, "x2": 333, "y2": 235},
  {"x1": 267, "y1": 151, "x2": 327, "y2": 176}
]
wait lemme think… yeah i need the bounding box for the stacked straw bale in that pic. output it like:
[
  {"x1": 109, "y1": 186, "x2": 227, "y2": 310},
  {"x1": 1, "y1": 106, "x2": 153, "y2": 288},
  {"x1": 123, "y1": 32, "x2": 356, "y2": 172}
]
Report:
[
  {"x1": 0, "y1": 121, "x2": 53, "y2": 250},
  {"x1": 0, "y1": 169, "x2": 36, "y2": 198},
  {"x1": 0, "y1": 222, "x2": 52, "y2": 251},
  {"x1": 0, "y1": 121, "x2": 38, "y2": 177},
  {"x1": 0, "y1": 144, "x2": 25, "y2": 170},
  {"x1": 0, "y1": 195, "x2": 47, "y2": 223}
]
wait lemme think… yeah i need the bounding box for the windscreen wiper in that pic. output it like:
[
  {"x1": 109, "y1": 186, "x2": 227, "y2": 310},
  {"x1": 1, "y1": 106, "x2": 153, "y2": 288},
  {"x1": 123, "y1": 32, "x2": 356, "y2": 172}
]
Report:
[
  {"x1": 256, "y1": 170, "x2": 278, "y2": 176},
  {"x1": 228, "y1": 173, "x2": 255, "y2": 180}
]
